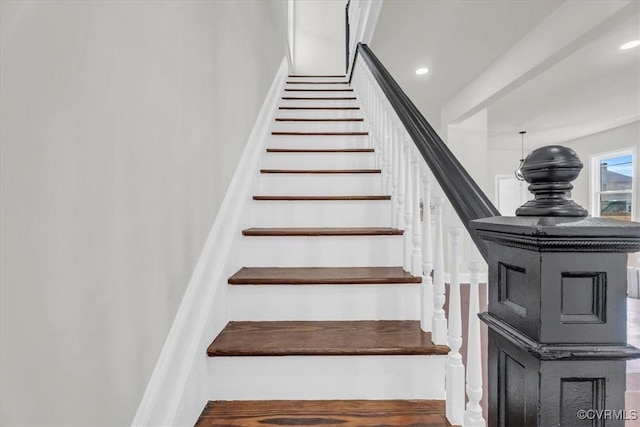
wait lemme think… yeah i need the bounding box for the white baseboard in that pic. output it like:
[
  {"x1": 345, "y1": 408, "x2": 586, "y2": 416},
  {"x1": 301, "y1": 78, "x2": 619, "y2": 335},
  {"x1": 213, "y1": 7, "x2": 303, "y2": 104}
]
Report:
[{"x1": 131, "y1": 57, "x2": 288, "y2": 427}]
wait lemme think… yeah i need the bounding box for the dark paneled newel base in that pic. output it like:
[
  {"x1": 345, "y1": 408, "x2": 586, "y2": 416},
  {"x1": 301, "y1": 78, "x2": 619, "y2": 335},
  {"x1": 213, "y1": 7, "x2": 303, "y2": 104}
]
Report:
[
  {"x1": 472, "y1": 214, "x2": 640, "y2": 427},
  {"x1": 487, "y1": 329, "x2": 627, "y2": 427}
]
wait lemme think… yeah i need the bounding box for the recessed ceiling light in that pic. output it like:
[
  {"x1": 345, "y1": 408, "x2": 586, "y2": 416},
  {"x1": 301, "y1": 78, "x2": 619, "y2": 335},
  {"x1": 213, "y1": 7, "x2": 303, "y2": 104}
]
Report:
[
  {"x1": 619, "y1": 40, "x2": 640, "y2": 50},
  {"x1": 415, "y1": 67, "x2": 429, "y2": 75}
]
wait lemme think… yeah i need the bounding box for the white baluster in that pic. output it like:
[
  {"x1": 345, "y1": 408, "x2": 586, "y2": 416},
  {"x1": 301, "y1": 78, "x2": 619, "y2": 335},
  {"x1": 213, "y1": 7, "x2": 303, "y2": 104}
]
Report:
[
  {"x1": 391, "y1": 125, "x2": 401, "y2": 229},
  {"x1": 356, "y1": 69, "x2": 364, "y2": 123},
  {"x1": 464, "y1": 246, "x2": 486, "y2": 427},
  {"x1": 446, "y1": 222, "x2": 465, "y2": 426},
  {"x1": 377, "y1": 97, "x2": 385, "y2": 162},
  {"x1": 377, "y1": 97, "x2": 385, "y2": 161},
  {"x1": 420, "y1": 163, "x2": 434, "y2": 332},
  {"x1": 373, "y1": 95, "x2": 381, "y2": 165},
  {"x1": 363, "y1": 71, "x2": 370, "y2": 128},
  {"x1": 353, "y1": 68, "x2": 357, "y2": 89},
  {"x1": 411, "y1": 146, "x2": 422, "y2": 277},
  {"x1": 382, "y1": 109, "x2": 390, "y2": 196},
  {"x1": 403, "y1": 135, "x2": 413, "y2": 271},
  {"x1": 351, "y1": 69, "x2": 357, "y2": 96},
  {"x1": 379, "y1": 107, "x2": 387, "y2": 193},
  {"x1": 364, "y1": 69, "x2": 370, "y2": 104},
  {"x1": 384, "y1": 112, "x2": 393, "y2": 200},
  {"x1": 373, "y1": 98, "x2": 378, "y2": 140},
  {"x1": 431, "y1": 189, "x2": 447, "y2": 345},
  {"x1": 364, "y1": 75, "x2": 372, "y2": 134},
  {"x1": 395, "y1": 124, "x2": 405, "y2": 230}
]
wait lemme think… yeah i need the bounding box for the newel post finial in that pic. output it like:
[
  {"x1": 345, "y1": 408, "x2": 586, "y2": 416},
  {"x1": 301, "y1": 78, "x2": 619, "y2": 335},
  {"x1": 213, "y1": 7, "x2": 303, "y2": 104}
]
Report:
[{"x1": 516, "y1": 145, "x2": 588, "y2": 217}]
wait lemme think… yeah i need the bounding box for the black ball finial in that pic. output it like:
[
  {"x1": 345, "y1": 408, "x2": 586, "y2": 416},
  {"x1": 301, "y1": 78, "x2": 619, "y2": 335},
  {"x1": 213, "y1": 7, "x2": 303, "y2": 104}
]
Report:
[{"x1": 516, "y1": 145, "x2": 588, "y2": 217}]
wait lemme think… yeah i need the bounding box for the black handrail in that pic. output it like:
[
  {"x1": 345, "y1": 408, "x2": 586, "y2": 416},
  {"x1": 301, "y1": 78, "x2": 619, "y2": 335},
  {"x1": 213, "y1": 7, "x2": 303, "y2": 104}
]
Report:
[{"x1": 353, "y1": 43, "x2": 500, "y2": 261}]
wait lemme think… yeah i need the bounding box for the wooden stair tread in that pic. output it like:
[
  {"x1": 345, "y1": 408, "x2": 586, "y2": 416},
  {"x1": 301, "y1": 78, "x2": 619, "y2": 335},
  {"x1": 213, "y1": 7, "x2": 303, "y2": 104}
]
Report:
[
  {"x1": 275, "y1": 118, "x2": 364, "y2": 122},
  {"x1": 253, "y1": 195, "x2": 389, "y2": 201},
  {"x1": 260, "y1": 169, "x2": 380, "y2": 174},
  {"x1": 228, "y1": 266, "x2": 421, "y2": 285},
  {"x1": 278, "y1": 107, "x2": 360, "y2": 110},
  {"x1": 289, "y1": 74, "x2": 346, "y2": 78},
  {"x1": 242, "y1": 227, "x2": 403, "y2": 236},
  {"x1": 271, "y1": 131, "x2": 368, "y2": 136},
  {"x1": 207, "y1": 320, "x2": 449, "y2": 357},
  {"x1": 196, "y1": 399, "x2": 452, "y2": 426},
  {"x1": 284, "y1": 88, "x2": 353, "y2": 92},
  {"x1": 266, "y1": 148, "x2": 373, "y2": 153},
  {"x1": 286, "y1": 81, "x2": 349, "y2": 84},
  {"x1": 282, "y1": 96, "x2": 357, "y2": 100}
]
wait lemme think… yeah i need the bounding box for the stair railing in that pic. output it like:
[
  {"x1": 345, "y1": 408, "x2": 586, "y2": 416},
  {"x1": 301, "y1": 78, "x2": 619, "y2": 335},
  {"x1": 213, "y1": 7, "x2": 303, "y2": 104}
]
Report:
[
  {"x1": 351, "y1": 41, "x2": 640, "y2": 427},
  {"x1": 351, "y1": 42, "x2": 492, "y2": 426}
]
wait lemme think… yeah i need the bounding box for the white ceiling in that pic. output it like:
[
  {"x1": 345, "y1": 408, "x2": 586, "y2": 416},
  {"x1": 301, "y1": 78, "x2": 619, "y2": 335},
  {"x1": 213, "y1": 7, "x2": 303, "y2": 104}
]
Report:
[
  {"x1": 370, "y1": 0, "x2": 639, "y2": 150},
  {"x1": 370, "y1": 0, "x2": 564, "y2": 129},
  {"x1": 488, "y1": 12, "x2": 640, "y2": 150}
]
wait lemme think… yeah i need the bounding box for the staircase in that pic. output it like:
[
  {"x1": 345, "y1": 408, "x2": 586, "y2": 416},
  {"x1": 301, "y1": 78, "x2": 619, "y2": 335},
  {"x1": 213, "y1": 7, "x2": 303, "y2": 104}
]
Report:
[
  {"x1": 135, "y1": 43, "x2": 640, "y2": 427},
  {"x1": 194, "y1": 75, "x2": 452, "y2": 426}
]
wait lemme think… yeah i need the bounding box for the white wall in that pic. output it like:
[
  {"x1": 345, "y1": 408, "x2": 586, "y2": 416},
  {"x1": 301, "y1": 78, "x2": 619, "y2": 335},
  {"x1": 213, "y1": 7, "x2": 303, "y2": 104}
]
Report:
[
  {"x1": 294, "y1": 0, "x2": 346, "y2": 75},
  {"x1": 0, "y1": 1, "x2": 286, "y2": 425},
  {"x1": 447, "y1": 109, "x2": 489, "y2": 194},
  {"x1": 562, "y1": 121, "x2": 640, "y2": 220},
  {"x1": 487, "y1": 149, "x2": 526, "y2": 203}
]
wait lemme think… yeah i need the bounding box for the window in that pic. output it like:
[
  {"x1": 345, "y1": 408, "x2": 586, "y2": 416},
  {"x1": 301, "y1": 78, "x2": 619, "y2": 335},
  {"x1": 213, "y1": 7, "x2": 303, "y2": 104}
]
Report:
[{"x1": 591, "y1": 150, "x2": 635, "y2": 221}]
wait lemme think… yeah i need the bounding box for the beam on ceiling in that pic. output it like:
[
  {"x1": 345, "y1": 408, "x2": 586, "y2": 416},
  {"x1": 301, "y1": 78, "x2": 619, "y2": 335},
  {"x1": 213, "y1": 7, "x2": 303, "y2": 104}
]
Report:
[{"x1": 441, "y1": 0, "x2": 638, "y2": 129}]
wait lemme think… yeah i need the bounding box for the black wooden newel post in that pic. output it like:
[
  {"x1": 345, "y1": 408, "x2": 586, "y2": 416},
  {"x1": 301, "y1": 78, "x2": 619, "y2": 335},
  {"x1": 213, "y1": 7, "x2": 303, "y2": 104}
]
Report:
[{"x1": 471, "y1": 145, "x2": 640, "y2": 427}]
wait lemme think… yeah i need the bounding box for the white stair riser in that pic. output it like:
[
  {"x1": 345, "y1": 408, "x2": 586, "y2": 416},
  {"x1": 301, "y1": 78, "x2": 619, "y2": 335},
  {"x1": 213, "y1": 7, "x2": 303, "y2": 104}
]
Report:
[
  {"x1": 284, "y1": 84, "x2": 350, "y2": 90},
  {"x1": 282, "y1": 90, "x2": 355, "y2": 98},
  {"x1": 239, "y1": 235, "x2": 403, "y2": 267},
  {"x1": 280, "y1": 99, "x2": 358, "y2": 108},
  {"x1": 206, "y1": 355, "x2": 446, "y2": 400},
  {"x1": 252, "y1": 200, "x2": 392, "y2": 227},
  {"x1": 259, "y1": 173, "x2": 382, "y2": 195},
  {"x1": 269, "y1": 135, "x2": 370, "y2": 150},
  {"x1": 272, "y1": 121, "x2": 366, "y2": 133},
  {"x1": 229, "y1": 284, "x2": 420, "y2": 321},
  {"x1": 276, "y1": 109, "x2": 363, "y2": 119},
  {"x1": 263, "y1": 152, "x2": 375, "y2": 169},
  {"x1": 287, "y1": 77, "x2": 347, "y2": 82}
]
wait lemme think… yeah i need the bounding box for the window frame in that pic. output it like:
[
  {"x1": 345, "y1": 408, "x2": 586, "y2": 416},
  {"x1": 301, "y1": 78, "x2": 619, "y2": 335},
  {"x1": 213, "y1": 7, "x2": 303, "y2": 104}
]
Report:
[{"x1": 589, "y1": 147, "x2": 636, "y2": 221}]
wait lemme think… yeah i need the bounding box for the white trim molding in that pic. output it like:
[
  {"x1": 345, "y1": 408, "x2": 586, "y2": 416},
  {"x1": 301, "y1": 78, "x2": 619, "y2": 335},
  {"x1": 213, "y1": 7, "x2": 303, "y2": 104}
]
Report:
[
  {"x1": 346, "y1": 0, "x2": 384, "y2": 76},
  {"x1": 287, "y1": 0, "x2": 295, "y2": 73}
]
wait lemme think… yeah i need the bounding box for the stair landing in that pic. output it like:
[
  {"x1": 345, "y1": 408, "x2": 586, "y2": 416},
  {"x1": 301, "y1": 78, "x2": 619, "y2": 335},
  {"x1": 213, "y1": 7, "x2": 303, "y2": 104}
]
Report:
[{"x1": 195, "y1": 399, "x2": 452, "y2": 426}]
